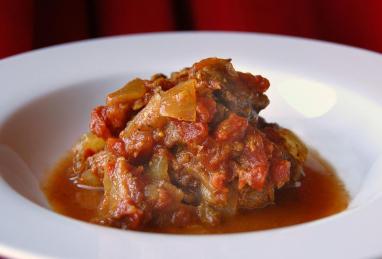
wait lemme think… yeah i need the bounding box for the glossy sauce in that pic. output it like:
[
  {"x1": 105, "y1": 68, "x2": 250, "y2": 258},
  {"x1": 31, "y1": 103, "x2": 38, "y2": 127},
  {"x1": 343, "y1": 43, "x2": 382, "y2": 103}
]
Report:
[{"x1": 43, "y1": 151, "x2": 349, "y2": 234}]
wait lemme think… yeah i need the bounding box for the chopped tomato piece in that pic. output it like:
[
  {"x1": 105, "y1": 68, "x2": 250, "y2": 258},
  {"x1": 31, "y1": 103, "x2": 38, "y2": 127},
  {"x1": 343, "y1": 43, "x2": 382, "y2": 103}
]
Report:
[
  {"x1": 271, "y1": 160, "x2": 291, "y2": 188},
  {"x1": 196, "y1": 96, "x2": 217, "y2": 123},
  {"x1": 215, "y1": 113, "x2": 248, "y2": 142},
  {"x1": 106, "y1": 138, "x2": 127, "y2": 157},
  {"x1": 90, "y1": 106, "x2": 111, "y2": 139}
]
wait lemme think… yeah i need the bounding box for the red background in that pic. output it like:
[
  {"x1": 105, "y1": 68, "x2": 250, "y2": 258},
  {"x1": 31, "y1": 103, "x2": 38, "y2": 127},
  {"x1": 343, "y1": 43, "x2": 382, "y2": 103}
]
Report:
[{"x1": 1, "y1": 0, "x2": 382, "y2": 59}]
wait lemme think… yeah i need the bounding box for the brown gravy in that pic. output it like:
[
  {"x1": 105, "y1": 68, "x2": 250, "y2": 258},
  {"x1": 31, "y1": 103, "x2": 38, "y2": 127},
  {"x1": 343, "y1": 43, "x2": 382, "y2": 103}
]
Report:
[{"x1": 42, "y1": 151, "x2": 349, "y2": 234}]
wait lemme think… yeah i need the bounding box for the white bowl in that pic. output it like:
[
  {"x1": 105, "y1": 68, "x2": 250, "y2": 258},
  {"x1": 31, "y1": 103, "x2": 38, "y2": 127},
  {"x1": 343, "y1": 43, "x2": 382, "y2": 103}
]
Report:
[{"x1": 1, "y1": 32, "x2": 382, "y2": 259}]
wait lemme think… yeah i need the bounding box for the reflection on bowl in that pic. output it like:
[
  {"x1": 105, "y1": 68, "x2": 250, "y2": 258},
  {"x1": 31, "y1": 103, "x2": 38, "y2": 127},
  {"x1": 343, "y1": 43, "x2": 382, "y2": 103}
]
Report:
[{"x1": 277, "y1": 76, "x2": 337, "y2": 118}]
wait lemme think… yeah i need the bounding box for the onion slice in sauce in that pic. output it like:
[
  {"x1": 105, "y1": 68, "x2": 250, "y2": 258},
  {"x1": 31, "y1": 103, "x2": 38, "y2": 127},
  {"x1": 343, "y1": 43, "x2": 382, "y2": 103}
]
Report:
[
  {"x1": 106, "y1": 78, "x2": 146, "y2": 105},
  {"x1": 159, "y1": 79, "x2": 196, "y2": 122}
]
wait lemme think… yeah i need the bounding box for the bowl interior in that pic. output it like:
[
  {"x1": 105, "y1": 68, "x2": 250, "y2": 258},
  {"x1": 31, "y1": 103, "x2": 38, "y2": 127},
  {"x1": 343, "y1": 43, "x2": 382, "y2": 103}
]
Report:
[{"x1": 0, "y1": 70, "x2": 382, "y2": 213}]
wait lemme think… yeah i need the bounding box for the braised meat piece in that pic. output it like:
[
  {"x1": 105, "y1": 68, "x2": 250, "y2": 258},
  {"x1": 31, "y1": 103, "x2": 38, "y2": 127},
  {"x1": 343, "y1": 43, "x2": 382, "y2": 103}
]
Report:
[{"x1": 71, "y1": 58, "x2": 307, "y2": 230}]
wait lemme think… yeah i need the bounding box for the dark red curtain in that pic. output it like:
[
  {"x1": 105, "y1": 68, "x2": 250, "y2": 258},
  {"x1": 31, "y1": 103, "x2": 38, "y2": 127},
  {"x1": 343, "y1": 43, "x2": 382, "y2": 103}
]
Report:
[{"x1": 1, "y1": 0, "x2": 382, "y2": 59}]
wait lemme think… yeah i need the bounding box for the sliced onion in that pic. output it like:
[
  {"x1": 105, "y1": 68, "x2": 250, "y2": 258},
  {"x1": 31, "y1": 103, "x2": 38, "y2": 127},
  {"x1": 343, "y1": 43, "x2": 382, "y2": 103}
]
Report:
[
  {"x1": 159, "y1": 79, "x2": 196, "y2": 122},
  {"x1": 72, "y1": 133, "x2": 105, "y2": 174},
  {"x1": 75, "y1": 133, "x2": 105, "y2": 153},
  {"x1": 106, "y1": 78, "x2": 146, "y2": 105},
  {"x1": 120, "y1": 93, "x2": 165, "y2": 139},
  {"x1": 147, "y1": 153, "x2": 169, "y2": 182}
]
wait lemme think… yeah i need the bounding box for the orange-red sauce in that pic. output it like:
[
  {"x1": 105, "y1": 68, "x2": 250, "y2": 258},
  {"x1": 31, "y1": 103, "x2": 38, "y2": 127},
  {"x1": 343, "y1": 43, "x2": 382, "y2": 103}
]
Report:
[{"x1": 42, "y1": 151, "x2": 349, "y2": 234}]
